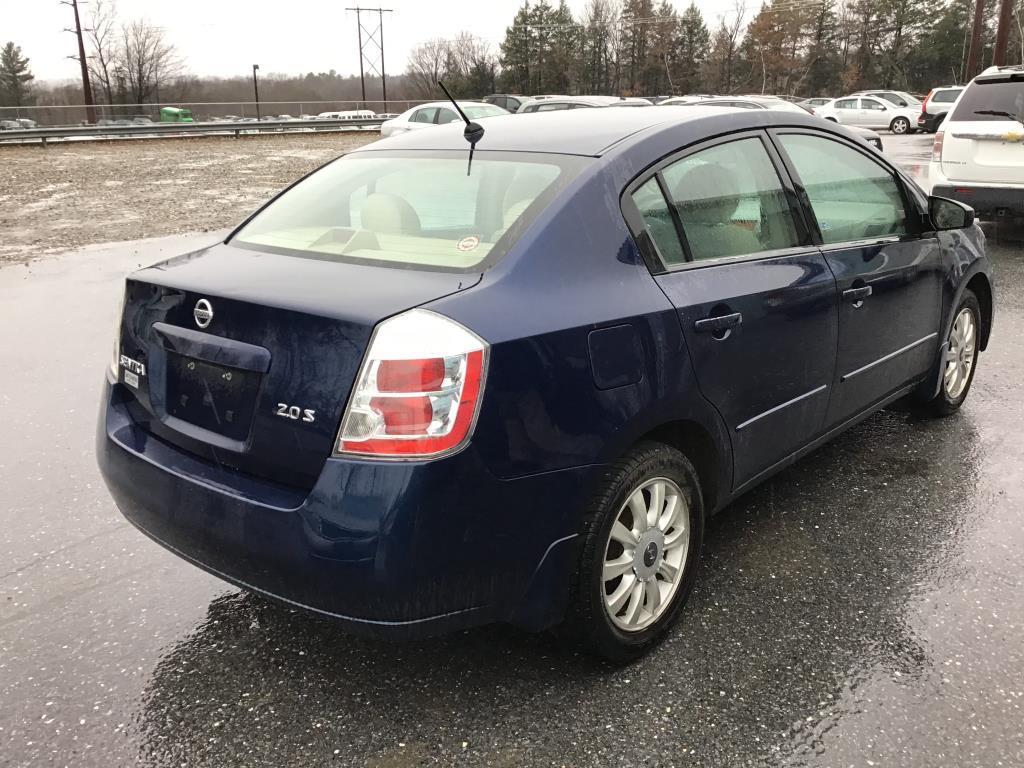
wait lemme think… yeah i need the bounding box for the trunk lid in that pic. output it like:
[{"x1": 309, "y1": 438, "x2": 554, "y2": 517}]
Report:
[
  {"x1": 942, "y1": 124, "x2": 1024, "y2": 184},
  {"x1": 117, "y1": 242, "x2": 481, "y2": 490}
]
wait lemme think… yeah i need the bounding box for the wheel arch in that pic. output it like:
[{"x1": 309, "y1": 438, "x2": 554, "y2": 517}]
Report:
[
  {"x1": 965, "y1": 272, "x2": 993, "y2": 351},
  {"x1": 635, "y1": 420, "x2": 726, "y2": 515}
]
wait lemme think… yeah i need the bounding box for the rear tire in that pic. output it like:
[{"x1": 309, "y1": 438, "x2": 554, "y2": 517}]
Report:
[
  {"x1": 559, "y1": 442, "x2": 704, "y2": 662},
  {"x1": 890, "y1": 116, "x2": 911, "y2": 134},
  {"x1": 922, "y1": 290, "x2": 981, "y2": 417}
]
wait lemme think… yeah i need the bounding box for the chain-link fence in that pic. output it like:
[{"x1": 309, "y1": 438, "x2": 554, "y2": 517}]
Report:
[{"x1": 0, "y1": 100, "x2": 430, "y2": 127}]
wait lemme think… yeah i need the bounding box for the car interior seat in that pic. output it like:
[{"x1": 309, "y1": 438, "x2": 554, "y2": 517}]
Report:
[
  {"x1": 360, "y1": 192, "x2": 422, "y2": 235},
  {"x1": 672, "y1": 163, "x2": 760, "y2": 260}
]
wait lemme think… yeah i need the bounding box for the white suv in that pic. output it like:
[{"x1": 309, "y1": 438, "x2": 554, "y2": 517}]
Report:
[{"x1": 931, "y1": 66, "x2": 1024, "y2": 219}]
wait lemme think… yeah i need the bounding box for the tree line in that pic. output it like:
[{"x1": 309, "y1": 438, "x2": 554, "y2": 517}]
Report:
[
  {"x1": 407, "y1": 0, "x2": 1024, "y2": 99},
  {"x1": 4, "y1": 0, "x2": 1022, "y2": 112}
]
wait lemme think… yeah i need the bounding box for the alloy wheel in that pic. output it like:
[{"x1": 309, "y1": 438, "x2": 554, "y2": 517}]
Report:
[
  {"x1": 891, "y1": 117, "x2": 909, "y2": 134},
  {"x1": 602, "y1": 477, "x2": 689, "y2": 632},
  {"x1": 944, "y1": 307, "x2": 977, "y2": 400}
]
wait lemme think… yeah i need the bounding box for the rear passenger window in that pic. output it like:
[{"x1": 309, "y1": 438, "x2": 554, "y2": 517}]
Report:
[
  {"x1": 631, "y1": 178, "x2": 685, "y2": 264},
  {"x1": 411, "y1": 108, "x2": 437, "y2": 124},
  {"x1": 660, "y1": 137, "x2": 800, "y2": 261},
  {"x1": 779, "y1": 134, "x2": 907, "y2": 244}
]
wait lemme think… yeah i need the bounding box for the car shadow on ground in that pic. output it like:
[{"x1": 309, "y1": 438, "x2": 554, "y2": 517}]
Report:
[{"x1": 133, "y1": 405, "x2": 982, "y2": 767}]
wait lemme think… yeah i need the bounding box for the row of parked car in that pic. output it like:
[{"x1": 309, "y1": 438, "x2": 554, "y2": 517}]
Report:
[
  {"x1": 381, "y1": 93, "x2": 886, "y2": 151},
  {"x1": 0, "y1": 118, "x2": 38, "y2": 130}
]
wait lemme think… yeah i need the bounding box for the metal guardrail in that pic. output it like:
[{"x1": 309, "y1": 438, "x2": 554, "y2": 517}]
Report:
[{"x1": 0, "y1": 117, "x2": 386, "y2": 146}]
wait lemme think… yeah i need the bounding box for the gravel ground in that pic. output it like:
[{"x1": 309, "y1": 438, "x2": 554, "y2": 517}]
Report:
[{"x1": 0, "y1": 132, "x2": 376, "y2": 264}]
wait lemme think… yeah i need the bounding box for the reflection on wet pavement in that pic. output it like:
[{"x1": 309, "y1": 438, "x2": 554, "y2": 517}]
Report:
[{"x1": 1, "y1": 208, "x2": 1023, "y2": 766}]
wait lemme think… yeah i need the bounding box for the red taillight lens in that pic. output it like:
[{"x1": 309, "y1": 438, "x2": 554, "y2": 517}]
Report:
[
  {"x1": 336, "y1": 310, "x2": 488, "y2": 459},
  {"x1": 921, "y1": 89, "x2": 932, "y2": 115},
  {"x1": 932, "y1": 130, "x2": 944, "y2": 162},
  {"x1": 376, "y1": 357, "x2": 446, "y2": 392}
]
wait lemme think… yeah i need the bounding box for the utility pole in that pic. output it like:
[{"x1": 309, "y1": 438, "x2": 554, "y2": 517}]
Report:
[
  {"x1": 378, "y1": 7, "x2": 387, "y2": 111},
  {"x1": 252, "y1": 64, "x2": 261, "y2": 121},
  {"x1": 965, "y1": 0, "x2": 986, "y2": 79},
  {"x1": 346, "y1": 7, "x2": 392, "y2": 109},
  {"x1": 992, "y1": 0, "x2": 1014, "y2": 66},
  {"x1": 62, "y1": 0, "x2": 96, "y2": 123}
]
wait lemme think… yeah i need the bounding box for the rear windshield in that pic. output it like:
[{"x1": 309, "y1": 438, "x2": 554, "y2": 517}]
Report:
[
  {"x1": 932, "y1": 89, "x2": 962, "y2": 103},
  {"x1": 463, "y1": 105, "x2": 508, "y2": 118},
  {"x1": 951, "y1": 76, "x2": 1024, "y2": 122},
  {"x1": 231, "y1": 150, "x2": 587, "y2": 271}
]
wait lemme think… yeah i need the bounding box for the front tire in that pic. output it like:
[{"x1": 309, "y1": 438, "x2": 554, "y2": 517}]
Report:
[
  {"x1": 890, "y1": 116, "x2": 910, "y2": 134},
  {"x1": 923, "y1": 290, "x2": 981, "y2": 416},
  {"x1": 560, "y1": 442, "x2": 704, "y2": 662}
]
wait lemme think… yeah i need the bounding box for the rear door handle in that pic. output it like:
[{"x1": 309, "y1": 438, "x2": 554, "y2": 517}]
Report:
[
  {"x1": 843, "y1": 286, "x2": 873, "y2": 302},
  {"x1": 694, "y1": 312, "x2": 743, "y2": 333}
]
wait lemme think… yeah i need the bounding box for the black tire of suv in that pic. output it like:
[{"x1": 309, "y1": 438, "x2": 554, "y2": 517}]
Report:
[
  {"x1": 559, "y1": 441, "x2": 704, "y2": 663},
  {"x1": 922, "y1": 289, "x2": 982, "y2": 417}
]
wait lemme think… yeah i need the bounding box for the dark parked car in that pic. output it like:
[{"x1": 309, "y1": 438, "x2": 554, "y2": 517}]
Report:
[
  {"x1": 517, "y1": 96, "x2": 652, "y2": 113},
  {"x1": 98, "y1": 108, "x2": 993, "y2": 660},
  {"x1": 483, "y1": 93, "x2": 535, "y2": 113}
]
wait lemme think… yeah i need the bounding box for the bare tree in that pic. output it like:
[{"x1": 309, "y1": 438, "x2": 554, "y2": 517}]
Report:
[
  {"x1": 86, "y1": 2, "x2": 183, "y2": 107},
  {"x1": 119, "y1": 19, "x2": 183, "y2": 104},
  {"x1": 406, "y1": 39, "x2": 449, "y2": 98},
  {"x1": 86, "y1": 0, "x2": 119, "y2": 106}
]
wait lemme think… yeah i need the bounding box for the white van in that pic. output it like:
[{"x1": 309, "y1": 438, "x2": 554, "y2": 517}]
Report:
[
  {"x1": 930, "y1": 65, "x2": 1024, "y2": 219},
  {"x1": 315, "y1": 110, "x2": 376, "y2": 120}
]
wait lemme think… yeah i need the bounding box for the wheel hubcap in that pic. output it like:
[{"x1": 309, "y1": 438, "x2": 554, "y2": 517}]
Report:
[
  {"x1": 944, "y1": 307, "x2": 976, "y2": 400},
  {"x1": 602, "y1": 477, "x2": 689, "y2": 632}
]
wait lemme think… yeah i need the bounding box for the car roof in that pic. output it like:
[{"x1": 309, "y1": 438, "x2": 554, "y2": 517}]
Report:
[
  {"x1": 355, "y1": 106, "x2": 831, "y2": 158},
  {"x1": 403, "y1": 101, "x2": 495, "y2": 111}
]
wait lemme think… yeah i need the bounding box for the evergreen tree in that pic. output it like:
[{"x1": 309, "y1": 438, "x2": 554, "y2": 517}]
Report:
[
  {"x1": 579, "y1": 0, "x2": 619, "y2": 94},
  {"x1": 619, "y1": 0, "x2": 655, "y2": 94},
  {"x1": 675, "y1": 3, "x2": 711, "y2": 94},
  {"x1": 499, "y1": 3, "x2": 533, "y2": 94},
  {"x1": 0, "y1": 42, "x2": 35, "y2": 107}
]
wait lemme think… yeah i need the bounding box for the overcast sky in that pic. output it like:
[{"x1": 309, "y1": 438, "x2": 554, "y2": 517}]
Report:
[{"x1": 5, "y1": 0, "x2": 741, "y2": 83}]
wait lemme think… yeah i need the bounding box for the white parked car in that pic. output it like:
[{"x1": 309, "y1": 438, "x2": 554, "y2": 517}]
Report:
[
  {"x1": 852, "y1": 90, "x2": 921, "y2": 108},
  {"x1": 516, "y1": 95, "x2": 652, "y2": 113},
  {"x1": 815, "y1": 95, "x2": 919, "y2": 134},
  {"x1": 661, "y1": 95, "x2": 885, "y2": 150},
  {"x1": 379, "y1": 101, "x2": 507, "y2": 138},
  {"x1": 930, "y1": 65, "x2": 1024, "y2": 219}
]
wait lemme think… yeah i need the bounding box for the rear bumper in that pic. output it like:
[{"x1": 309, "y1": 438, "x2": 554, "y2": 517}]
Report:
[
  {"x1": 917, "y1": 112, "x2": 944, "y2": 132},
  {"x1": 932, "y1": 183, "x2": 1024, "y2": 218},
  {"x1": 97, "y1": 376, "x2": 595, "y2": 638}
]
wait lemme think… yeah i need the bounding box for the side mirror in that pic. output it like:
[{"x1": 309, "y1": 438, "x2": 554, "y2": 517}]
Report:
[
  {"x1": 929, "y1": 196, "x2": 975, "y2": 230},
  {"x1": 898, "y1": 100, "x2": 908, "y2": 107}
]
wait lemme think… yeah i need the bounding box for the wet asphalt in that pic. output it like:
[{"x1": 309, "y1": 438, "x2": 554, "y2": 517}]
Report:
[{"x1": 1, "y1": 135, "x2": 1022, "y2": 767}]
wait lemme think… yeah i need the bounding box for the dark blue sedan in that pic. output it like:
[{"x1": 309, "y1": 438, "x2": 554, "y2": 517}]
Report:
[{"x1": 98, "y1": 107, "x2": 993, "y2": 660}]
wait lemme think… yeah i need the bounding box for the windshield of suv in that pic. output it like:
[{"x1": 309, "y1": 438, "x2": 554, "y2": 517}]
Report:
[
  {"x1": 951, "y1": 75, "x2": 1024, "y2": 122},
  {"x1": 231, "y1": 150, "x2": 587, "y2": 271}
]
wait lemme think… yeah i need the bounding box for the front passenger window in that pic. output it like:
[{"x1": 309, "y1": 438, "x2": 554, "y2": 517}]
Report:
[{"x1": 779, "y1": 134, "x2": 907, "y2": 244}]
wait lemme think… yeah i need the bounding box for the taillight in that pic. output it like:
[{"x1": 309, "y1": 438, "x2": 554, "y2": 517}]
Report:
[
  {"x1": 921, "y1": 89, "x2": 933, "y2": 116},
  {"x1": 932, "y1": 130, "x2": 944, "y2": 162},
  {"x1": 335, "y1": 309, "x2": 488, "y2": 459}
]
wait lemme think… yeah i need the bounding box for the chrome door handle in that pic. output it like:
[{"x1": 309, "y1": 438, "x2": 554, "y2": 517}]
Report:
[
  {"x1": 843, "y1": 286, "x2": 873, "y2": 302},
  {"x1": 694, "y1": 312, "x2": 743, "y2": 333}
]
